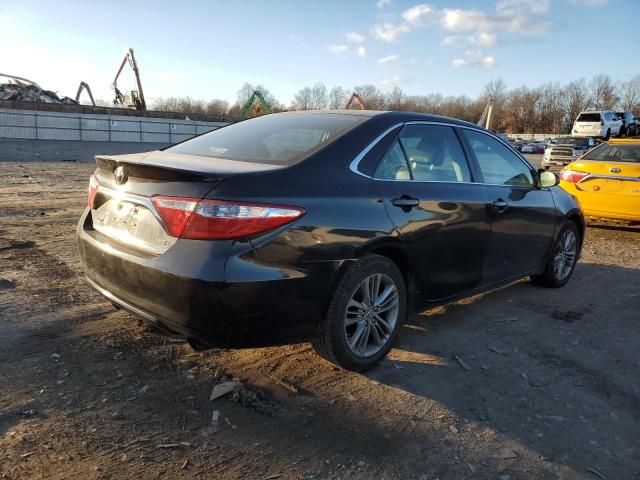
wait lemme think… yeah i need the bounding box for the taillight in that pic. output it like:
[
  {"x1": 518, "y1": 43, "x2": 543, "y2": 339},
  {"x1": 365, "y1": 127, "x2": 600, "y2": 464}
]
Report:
[
  {"x1": 88, "y1": 174, "x2": 99, "y2": 208},
  {"x1": 559, "y1": 169, "x2": 589, "y2": 183},
  {"x1": 151, "y1": 196, "x2": 305, "y2": 240}
]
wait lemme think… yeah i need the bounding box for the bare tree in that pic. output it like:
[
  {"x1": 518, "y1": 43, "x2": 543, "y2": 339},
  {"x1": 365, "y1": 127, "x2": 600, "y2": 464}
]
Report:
[
  {"x1": 563, "y1": 79, "x2": 590, "y2": 131},
  {"x1": 329, "y1": 86, "x2": 349, "y2": 109},
  {"x1": 291, "y1": 86, "x2": 313, "y2": 110},
  {"x1": 205, "y1": 99, "x2": 229, "y2": 116},
  {"x1": 354, "y1": 84, "x2": 385, "y2": 110},
  {"x1": 589, "y1": 74, "x2": 618, "y2": 110},
  {"x1": 385, "y1": 87, "x2": 405, "y2": 110},
  {"x1": 618, "y1": 75, "x2": 640, "y2": 112},
  {"x1": 311, "y1": 83, "x2": 328, "y2": 110}
]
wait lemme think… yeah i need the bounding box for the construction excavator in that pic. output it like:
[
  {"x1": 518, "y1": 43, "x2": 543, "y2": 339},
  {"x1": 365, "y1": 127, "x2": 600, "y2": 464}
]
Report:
[
  {"x1": 345, "y1": 92, "x2": 366, "y2": 110},
  {"x1": 239, "y1": 90, "x2": 272, "y2": 118},
  {"x1": 75, "y1": 81, "x2": 95, "y2": 106},
  {"x1": 112, "y1": 48, "x2": 146, "y2": 110},
  {"x1": 478, "y1": 98, "x2": 494, "y2": 130}
]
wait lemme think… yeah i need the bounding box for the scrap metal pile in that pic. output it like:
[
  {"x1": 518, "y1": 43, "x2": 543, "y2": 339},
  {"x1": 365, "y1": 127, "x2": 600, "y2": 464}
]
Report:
[{"x1": 0, "y1": 73, "x2": 78, "y2": 104}]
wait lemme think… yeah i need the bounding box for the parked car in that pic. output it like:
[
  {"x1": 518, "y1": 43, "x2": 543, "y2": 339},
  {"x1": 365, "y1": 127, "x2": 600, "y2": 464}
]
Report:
[
  {"x1": 559, "y1": 138, "x2": 640, "y2": 223},
  {"x1": 572, "y1": 110, "x2": 622, "y2": 139},
  {"x1": 615, "y1": 111, "x2": 636, "y2": 136},
  {"x1": 543, "y1": 136, "x2": 596, "y2": 169},
  {"x1": 521, "y1": 142, "x2": 538, "y2": 153},
  {"x1": 627, "y1": 116, "x2": 640, "y2": 137},
  {"x1": 77, "y1": 111, "x2": 585, "y2": 371}
]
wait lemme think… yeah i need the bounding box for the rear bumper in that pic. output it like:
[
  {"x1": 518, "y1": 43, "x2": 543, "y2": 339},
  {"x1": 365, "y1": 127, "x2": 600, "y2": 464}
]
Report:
[{"x1": 77, "y1": 208, "x2": 341, "y2": 347}]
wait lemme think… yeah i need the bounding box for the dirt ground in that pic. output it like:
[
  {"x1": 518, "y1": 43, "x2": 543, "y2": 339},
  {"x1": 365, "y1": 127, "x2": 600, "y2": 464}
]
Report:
[{"x1": 1, "y1": 161, "x2": 639, "y2": 480}]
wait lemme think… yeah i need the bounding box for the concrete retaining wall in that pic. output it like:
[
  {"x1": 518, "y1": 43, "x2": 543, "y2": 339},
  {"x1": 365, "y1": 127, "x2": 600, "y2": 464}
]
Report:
[{"x1": 0, "y1": 107, "x2": 230, "y2": 144}]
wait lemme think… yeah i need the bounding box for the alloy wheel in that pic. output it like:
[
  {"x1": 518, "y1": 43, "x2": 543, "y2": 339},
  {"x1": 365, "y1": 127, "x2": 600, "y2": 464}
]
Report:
[
  {"x1": 344, "y1": 273, "x2": 399, "y2": 358},
  {"x1": 553, "y1": 229, "x2": 577, "y2": 281}
]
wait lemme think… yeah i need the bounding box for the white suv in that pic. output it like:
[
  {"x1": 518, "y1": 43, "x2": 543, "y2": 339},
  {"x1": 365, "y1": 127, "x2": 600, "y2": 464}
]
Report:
[{"x1": 572, "y1": 110, "x2": 622, "y2": 139}]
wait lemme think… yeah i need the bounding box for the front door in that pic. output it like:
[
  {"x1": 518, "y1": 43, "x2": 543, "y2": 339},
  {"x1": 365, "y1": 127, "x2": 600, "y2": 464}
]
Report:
[
  {"x1": 460, "y1": 129, "x2": 557, "y2": 283},
  {"x1": 373, "y1": 124, "x2": 491, "y2": 301}
]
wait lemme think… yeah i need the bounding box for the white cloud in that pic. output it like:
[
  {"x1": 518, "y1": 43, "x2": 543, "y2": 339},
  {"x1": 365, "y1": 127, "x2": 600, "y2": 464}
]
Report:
[
  {"x1": 440, "y1": 32, "x2": 497, "y2": 47},
  {"x1": 464, "y1": 49, "x2": 483, "y2": 58},
  {"x1": 380, "y1": 75, "x2": 402, "y2": 87},
  {"x1": 378, "y1": 54, "x2": 399, "y2": 64},
  {"x1": 402, "y1": 4, "x2": 435, "y2": 26},
  {"x1": 441, "y1": 7, "x2": 551, "y2": 35},
  {"x1": 372, "y1": 3, "x2": 435, "y2": 43},
  {"x1": 496, "y1": 0, "x2": 549, "y2": 15},
  {"x1": 371, "y1": 22, "x2": 410, "y2": 43},
  {"x1": 569, "y1": 0, "x2": 608, "y2": 5},
  {"x1": 377, "y1": 0, "x2": 391, "y2": 8},
  {"x1": 440, "y1": 35, "x2": 461, "y2": 46},
  {"x1": 356, "y1": 46, "x2": 366, "y2": 57},
  {"x1": 452, "y1": 56, "x2": 496, "y2": 67},
  {"x1": 346, "y1": 32, "x2": 365, "y2": 43},
  {"x1": 473, "y1": 32, "x2": 497, "y2": 47},
  {"x1": 327, "y1": 44, "x2": 349, "y2": 55}
]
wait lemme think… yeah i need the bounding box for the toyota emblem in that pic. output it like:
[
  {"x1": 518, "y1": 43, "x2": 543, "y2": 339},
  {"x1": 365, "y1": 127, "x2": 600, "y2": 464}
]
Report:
[
  {"x1": 114, "y1": 166, "x2": 128, "y2": 185},
  {"x1": 610, "y1": 167, "x2": 621, "y2": 174}
]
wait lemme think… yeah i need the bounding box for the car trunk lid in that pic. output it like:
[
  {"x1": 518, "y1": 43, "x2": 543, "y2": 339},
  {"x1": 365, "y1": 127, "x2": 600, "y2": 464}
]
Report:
[{"x1": 87, "y1": 150, "x2": 286, "y2": 255}]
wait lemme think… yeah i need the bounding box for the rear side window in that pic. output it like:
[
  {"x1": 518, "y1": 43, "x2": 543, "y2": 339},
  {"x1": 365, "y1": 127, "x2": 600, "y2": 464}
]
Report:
[
  {"x1": 374, "y1": 125, "x2": 471, "y2": 182},
  {"x1": 583, "y1": 144, "x2": 640, "y2": 163},
  {"x1": 168, "y1": 113, "x2": 366, "y2": 165},
  {"x1": 577, "y1": 113, "x2": 601, "y2": 122},
  {"x1": 463, "y1": 130, "x2": 535, "y2": 187}
]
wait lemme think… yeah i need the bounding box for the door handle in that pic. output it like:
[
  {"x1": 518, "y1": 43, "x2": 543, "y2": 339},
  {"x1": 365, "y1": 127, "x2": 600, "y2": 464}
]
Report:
[
  {"x1": 491, "y1": 199, "x2": 509, "y2": 213},
  {"x1": 392, "y1": 196, "x2": 419, "y2": 208}
]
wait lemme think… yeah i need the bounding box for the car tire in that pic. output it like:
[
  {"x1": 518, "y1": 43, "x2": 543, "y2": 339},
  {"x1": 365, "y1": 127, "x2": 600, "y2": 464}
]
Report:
[
  {"x1": 530, "y1": 221, "x2": 580, "y2": 288},
  {"x1": 312, "y1": 255, "x2": 406, "y2": 371},
  {"x1": 605, "y1": 128, "x2": 611, "y2": 140}
]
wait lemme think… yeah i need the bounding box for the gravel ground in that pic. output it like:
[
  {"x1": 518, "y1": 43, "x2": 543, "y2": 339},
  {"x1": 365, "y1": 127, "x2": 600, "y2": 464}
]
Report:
[{"x1": 1, "y1": 161, "x2": 639, "y2": 480}]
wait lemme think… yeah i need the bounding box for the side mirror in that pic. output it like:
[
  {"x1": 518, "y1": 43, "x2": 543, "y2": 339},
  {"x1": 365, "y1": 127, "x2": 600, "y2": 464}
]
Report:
[{"x1": 539, "y1": 169, "x2": 559, "y2": 188}]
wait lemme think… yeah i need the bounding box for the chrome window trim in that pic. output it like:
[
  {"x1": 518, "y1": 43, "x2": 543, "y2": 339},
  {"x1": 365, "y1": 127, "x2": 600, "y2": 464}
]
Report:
[{"x1": 349, "y1": 120, "x2": 539, "y2": 189}]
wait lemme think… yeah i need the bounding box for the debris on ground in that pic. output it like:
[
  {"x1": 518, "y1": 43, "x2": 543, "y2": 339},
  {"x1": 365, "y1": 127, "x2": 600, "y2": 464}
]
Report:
[
  {"x1": 586, "y1": 467, "x2": 608, "y2": 480},
  {"x1": 210, "y1": 380, "x2": 241, "y2": 401},
  {"x1": 0, "y1": 74, "x2": 78, "y2": 104},
  {"x1": 268, "y1": 375, "x2": 299, "y2": 395},
  {"x1": 500, "y1": 449, "x2": 518, "y2": 459},
  {"x1": 230, "y1": 385, "x2": 280, "y2": 417},
  {"x1": 454, "y1": 354, "x2": 471, "y2": 371},
  {"x1": 487, "y1": 341, "x2": 511, "y2": 355},
  {"x1": 449, "y1": 425, "x2": 459, "y2": 434}
]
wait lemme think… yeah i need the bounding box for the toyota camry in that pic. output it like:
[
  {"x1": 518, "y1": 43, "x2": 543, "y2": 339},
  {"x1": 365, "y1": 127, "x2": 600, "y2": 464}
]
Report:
[{"x1": 77, "y1": 111, "x2": 584, "y2": 370}]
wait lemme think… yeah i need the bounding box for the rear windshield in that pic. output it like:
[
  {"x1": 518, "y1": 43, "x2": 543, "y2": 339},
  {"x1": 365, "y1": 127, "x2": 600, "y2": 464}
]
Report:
[
  {"x1": 553, "y1": 137, "x2": 587, "y2": 146},
  {"x1": 576, "y1": 113, "x2": 601, "y2": 122},
  {"x1": 167, "y1": 113, "x2": 366, "y2": 165},
  {"x1": 583, "y1": 144, "x2": 640, "y2": 163}
]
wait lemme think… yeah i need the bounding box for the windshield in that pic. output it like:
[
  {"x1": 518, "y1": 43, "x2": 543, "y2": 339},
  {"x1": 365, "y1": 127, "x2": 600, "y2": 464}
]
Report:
[
  {"x1": 167, "y1": 113, "x2": 367, "y2": 165},
  {"x1": 583, "y1": 143, "x2": 640, "y2": 163},
  {"x1": 576, "y1": 113, "x2": 601, "y2": 122}
]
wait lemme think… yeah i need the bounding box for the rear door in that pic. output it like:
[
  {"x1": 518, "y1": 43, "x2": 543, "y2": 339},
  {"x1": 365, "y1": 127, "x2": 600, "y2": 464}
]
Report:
[
  {"x1": 460, "y1": 129, "x2": 557, "y2": 282},
  {"x1": 374, "y1": 123, "x2": 491, "y2": 301}
]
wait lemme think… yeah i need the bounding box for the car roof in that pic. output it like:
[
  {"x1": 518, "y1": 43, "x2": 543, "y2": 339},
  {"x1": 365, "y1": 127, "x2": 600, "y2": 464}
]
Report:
[{"x1": 272, "y1": 110, "x2": 483, "y2": 129}]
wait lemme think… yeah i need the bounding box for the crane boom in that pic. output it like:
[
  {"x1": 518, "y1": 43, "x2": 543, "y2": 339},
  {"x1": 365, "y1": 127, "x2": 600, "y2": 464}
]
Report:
[
  {"x1": 112, "y1": 48, "x2": 146, "y2": 110},
  {"x1": 75, "y1": 81, "x2": 96, "y2": 106},
  {"x1": 478, "y1": 98, "x2": 494, "y2": 130}
]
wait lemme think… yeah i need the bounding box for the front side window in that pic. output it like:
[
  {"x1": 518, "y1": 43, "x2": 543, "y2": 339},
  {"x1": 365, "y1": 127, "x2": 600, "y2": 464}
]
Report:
[
  {"x1": 373, "y1": 125, "x2": 472, "y2": 182},
  {"x1": 463, "y1": 130, "x2": 535, "y2": 187}
]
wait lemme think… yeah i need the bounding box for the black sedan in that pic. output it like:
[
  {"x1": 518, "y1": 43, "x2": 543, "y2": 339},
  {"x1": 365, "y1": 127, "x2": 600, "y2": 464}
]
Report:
[{"x1": 77, "y1": 111, "x2": 584, "y2": 370}]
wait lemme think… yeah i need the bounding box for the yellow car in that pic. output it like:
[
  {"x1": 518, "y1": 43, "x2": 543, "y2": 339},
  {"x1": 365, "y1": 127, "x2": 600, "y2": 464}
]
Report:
[{"x1": 559, "y1": 138, "x2": 640, "y2": 223}]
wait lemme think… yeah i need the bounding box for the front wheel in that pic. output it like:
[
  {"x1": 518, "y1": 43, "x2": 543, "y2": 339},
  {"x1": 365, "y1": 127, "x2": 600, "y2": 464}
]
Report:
[
  {"x1": 312, "y1": 255, "x2": 406, "y2": 371},
  {"x1": 605, "y1": 128, "x2": 611, "y2": 140},
  {"x1": 530, "y1": 221, "x2": 580, "y2": 288}
]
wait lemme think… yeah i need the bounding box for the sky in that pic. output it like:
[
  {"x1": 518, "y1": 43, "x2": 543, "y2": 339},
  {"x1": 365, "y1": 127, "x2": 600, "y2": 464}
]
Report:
[{"x1": 0, "y1": 0, "x2": 637, "y2": 107}]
